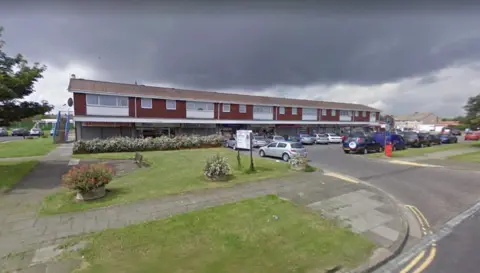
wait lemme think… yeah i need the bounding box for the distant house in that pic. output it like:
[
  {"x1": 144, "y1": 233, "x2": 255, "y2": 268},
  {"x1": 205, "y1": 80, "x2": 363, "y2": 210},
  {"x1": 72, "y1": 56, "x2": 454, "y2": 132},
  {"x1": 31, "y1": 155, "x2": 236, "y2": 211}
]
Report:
[{"x1": 393, "y1": 112, "x2": 441, "y2": 131}]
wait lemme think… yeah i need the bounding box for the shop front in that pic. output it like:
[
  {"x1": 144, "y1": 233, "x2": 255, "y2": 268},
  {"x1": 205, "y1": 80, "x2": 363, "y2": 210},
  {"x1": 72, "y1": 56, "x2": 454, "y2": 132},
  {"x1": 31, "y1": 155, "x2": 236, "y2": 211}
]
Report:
[
  {"x1": 249, "y1": 124, "x2": 275, "y2": 136},
  {"x1": 218, "y1": 124, "x2": 249, "y2": 138},
  {"x1": 76, "y1": 122, "x2": 134, "y2": 140},
  {"x1": 134, "y1": 123, "x2": 180, "y2": 138},
  {"x1": 179, "y1": 123, "x2": 217, "y2": 136}
]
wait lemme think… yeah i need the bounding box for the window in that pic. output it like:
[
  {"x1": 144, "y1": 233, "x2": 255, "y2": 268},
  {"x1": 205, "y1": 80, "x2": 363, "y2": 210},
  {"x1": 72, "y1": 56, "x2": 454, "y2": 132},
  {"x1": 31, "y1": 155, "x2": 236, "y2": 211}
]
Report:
[
  {"x1": 222, "y1": 104, "x2": 231, "y2": 112},
  {"x1": 340, "y1": 110, "x2": 350, "y2": 116},
  {"x1": 186, "y1": 101, "x2": 214, "y2": 111},
  {"x1": 279, "y1": 107, "x2": 285, "y2": 114},
  {"x1": 363, "y1": 111, "x2": 366, "y2": 117},
  {"x1": 166, "y1": 100, "x2": 176, "y2": 110},
  {"x1": 141, "y1": 98, "x2": 152, "y2": 109},
  {"x1": 277, "y1": 143, "x2": 287, "y2": 148},
  {"x1": 321, "y1": 109, "x2": 327, "y2": 116},
  {"x1": 355, "y1": 111, "x2": 359, "y2": 117},
  {"x1": 292, "y1": 107, "x2": 297, "y2": 115},
  {"x1": 303, "y1": 108, "x2": 316, "y2": 115},
  {"x1": 253, "y1": 106, "x2": 273, "y2": 113},
  {"x1": 239, "y1": 104, "x2": 247, "y2": 113},
  {"x1": 331, "y1": 110, "x2": 337, "y2": 116},
  {"x1": 267, "y1": 142, "x2": 278, "y2": 148},
  {"x1": 86, "y1": 94, "x2": 128, "y2": 108}
]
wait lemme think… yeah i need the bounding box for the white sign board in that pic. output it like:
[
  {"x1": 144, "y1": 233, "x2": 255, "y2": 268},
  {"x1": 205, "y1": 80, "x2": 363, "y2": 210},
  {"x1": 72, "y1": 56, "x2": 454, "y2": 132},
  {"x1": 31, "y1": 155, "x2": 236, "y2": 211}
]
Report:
[{"x1": 236, "y1": 130, "x2": 252, "y2": 150}]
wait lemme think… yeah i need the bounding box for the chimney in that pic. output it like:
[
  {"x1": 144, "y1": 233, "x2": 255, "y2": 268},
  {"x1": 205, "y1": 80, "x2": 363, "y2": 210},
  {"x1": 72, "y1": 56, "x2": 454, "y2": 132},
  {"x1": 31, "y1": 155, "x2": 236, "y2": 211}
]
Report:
[{"x1": 70, "y1": 74, "x2": 76, "y2": 79}]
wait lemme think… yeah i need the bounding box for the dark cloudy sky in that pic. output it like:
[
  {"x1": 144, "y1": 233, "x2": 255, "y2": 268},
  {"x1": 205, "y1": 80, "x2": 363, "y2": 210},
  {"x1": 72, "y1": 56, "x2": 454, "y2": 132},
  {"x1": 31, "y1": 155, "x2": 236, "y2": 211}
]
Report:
[{"x1": 1, "y1": 1, "x2": 480, "y2": 117}]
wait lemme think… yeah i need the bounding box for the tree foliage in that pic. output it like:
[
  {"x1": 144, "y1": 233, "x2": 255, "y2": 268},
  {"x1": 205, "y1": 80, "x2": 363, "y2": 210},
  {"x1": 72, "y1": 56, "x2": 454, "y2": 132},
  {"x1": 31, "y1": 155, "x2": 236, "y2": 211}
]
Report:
[
  {"x1": 0, "y1": 26, "x2": 53, "y2": 126},
  {"x1": 463, "y1": 94, "x2": 480, "y2": 127}
]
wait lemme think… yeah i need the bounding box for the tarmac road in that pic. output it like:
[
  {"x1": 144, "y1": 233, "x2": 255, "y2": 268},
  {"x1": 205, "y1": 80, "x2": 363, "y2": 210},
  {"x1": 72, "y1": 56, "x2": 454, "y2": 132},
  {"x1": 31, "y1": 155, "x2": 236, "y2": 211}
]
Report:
[{"x1": 0, "y1": 136, "x2": 24, "y2": 142}]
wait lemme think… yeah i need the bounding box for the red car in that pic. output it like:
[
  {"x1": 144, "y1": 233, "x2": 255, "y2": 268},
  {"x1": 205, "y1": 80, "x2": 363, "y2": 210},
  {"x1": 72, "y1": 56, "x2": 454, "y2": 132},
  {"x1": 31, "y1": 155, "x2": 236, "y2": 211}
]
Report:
[{"x1": 465, "y1": 131, "x2": 480, "y2": 141}]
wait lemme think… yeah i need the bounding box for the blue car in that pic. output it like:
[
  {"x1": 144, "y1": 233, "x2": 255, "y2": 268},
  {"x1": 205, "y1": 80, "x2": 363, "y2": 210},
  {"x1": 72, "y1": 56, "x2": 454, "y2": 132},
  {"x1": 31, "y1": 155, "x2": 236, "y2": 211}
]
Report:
[
  {"x1": 439, "y1": 133, "x2": 458, "y2": 144},
  {"x1": 343, "y1": 135, "x2": 382, "y2": 154},
  {"x1": 372, "y1": 132, "x2": 407, "y2": 151}
]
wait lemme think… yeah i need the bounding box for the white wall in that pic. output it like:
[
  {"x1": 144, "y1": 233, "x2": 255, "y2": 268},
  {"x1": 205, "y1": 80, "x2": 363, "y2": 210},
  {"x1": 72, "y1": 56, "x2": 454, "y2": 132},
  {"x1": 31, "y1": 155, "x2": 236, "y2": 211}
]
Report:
[
  {"x1": 340, "y1": 115, "x2": 352, "y2": 121},
  {"x1": 186, "y1": 110, "x2": 214, "y2": 119},
  {"x1": 86, "y1": 105, "x2": 129, "y2": 116}
]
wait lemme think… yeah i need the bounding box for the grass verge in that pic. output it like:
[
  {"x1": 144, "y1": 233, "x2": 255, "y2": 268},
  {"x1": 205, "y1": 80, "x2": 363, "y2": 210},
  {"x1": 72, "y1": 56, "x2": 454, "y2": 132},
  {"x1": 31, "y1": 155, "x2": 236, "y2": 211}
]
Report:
[
  {"x1": 367, "y1": 142, "x2": 480, "y2": 158},
  {"x1": 0, "y1": 161, "x2": 38, "y2": 192},
  {"x1": 0, "y1": 137, "x2": 55, "y2": 158},
  {"x1": 41, "y1": 148, "x2": 292, "y2": 215},
  {"x1": 447, "y1": 151, "x2": 480, "y2": 163},
  {"x1": 67, "y1": 195, "x2": 375, "y2": 273}
]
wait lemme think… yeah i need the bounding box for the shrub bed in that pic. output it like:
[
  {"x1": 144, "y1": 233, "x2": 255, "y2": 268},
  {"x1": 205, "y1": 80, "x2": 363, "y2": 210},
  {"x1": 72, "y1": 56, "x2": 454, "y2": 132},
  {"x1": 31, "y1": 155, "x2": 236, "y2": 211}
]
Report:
[{"x1": 73, "y1": 135, "x2": 225, "y2": 154}]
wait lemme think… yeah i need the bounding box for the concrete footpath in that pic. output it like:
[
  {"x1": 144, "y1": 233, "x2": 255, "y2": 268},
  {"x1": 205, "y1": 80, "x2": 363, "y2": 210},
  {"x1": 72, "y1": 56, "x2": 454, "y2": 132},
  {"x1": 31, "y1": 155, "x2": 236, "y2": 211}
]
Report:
[{"x1": 1, "y1": 167, "x2": 408, "y2": 273}]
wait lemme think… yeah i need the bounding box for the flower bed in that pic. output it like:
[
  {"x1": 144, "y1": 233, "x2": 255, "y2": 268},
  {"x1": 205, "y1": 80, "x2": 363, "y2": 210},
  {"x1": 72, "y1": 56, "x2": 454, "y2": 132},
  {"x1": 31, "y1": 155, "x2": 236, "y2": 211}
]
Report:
[
  {"x1": 73, "y1": 135, "x2": 225, "y2": 154},
  {"x1": 62, "y1": 163, "x2": 115, "y2": 201}
]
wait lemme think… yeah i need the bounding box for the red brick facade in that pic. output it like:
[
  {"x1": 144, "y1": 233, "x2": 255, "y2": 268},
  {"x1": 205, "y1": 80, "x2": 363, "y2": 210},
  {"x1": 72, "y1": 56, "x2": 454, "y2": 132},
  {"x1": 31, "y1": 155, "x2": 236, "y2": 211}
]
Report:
[
  {"x1": 276, "y1": 107, "x2": 303, "y2": 121},
  {"x1": 135, "y1": 98, "x2": 186, "y2": 119},
  {"x1": 73, "y1": 93, "x2": 86, "y2": 116},
  {"x1": 217, "y1": 103, "x2": 253, "y2": 120}
]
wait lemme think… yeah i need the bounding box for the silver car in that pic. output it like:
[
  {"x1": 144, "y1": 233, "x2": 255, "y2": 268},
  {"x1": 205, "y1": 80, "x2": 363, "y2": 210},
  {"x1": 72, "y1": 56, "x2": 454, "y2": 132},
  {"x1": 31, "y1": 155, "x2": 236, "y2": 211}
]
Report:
[
  {"x1": 258, "y1": 141, "x2": 307, "y2": 162},
  {"x1": 0, "y1": 127, "x2": 8, "y2": 136},
  {"x1": 267, "y1": 135, "x2": 286, "y2": 143},
  {"x1": 326, "y1": 133, "x2": 342, "y2": 144},
  {"x1": 299, "y1": 134, "x2": 316, "y2": 145},
  {"x1": 315, "y1": 133, "x2": 329, "y2": 144},
  {"x1": 252, "y1": 135, "x2": 268, "y2": 148},
  {"x1": 224, "y1": 136, "x2": 237, "y2": 149}
]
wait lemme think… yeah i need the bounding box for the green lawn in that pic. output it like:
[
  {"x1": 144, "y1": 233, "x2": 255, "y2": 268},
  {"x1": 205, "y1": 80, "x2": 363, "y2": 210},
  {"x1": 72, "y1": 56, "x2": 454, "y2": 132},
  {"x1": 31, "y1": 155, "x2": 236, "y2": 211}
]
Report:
[
  {"x1": 68, "y1": 196, "x2": 374, "y2": 273},
  {"x1": 41, "y1": 148, "x2": 292, "y2": 215},
  {"x1": 367, "y1": 142, "x2": 480, "y2": 158},
  {"x1": 447, "y1": 151, "x2": 480, "y2": 163},
  {"x1": 0, "y1": 161, "x2": 38, "y2": 191},
  {"x1": 0, "y1": 137, "x2": 55, "y2": 158}
]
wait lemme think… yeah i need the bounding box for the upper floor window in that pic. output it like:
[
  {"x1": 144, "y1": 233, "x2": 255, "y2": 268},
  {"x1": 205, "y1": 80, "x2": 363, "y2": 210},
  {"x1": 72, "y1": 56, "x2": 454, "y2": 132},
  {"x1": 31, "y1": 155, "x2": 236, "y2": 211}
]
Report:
[
  {"x1": 279, "y1": 107, "x2": 285, "y2": 114},
  {"x1": 141, "y1": 98, "x2": 152, "y2": 109},
  {"x1": 86, "y1": 94, "x2": 128, "y2": 107},
  {"x1": 292, "y1": 107, "x2": 297, "y2": 115},
  {"x1": 340, "y1": 110, "x2": 351, "y2": 116},
  {"x1": 186, "y1": 101, "x2": 214, "y2": 111},
  {"x1": 303, "y1": 108, "x2": 316, "y2": 116},
  {"x1": 321, "y1": 109, "x2": 327, "y2": 116},
  {"x1": 331, "y1": 110, "x2": 337, "y2": 116},
  {"x1": 239, "y1": 104, "x2": 247, "y2": 113},
  {"x1": 166, "y1": 100, "x2": 176, "y2": 110},
  {"x1": 355, "y1": 111, "x2": 359, "y2": 117},
  {"x1": 222, "y1": 104, "x2": 231, "y2": 112},
  {"x1": 253, "y1": 106, "x2": 273, "y2": 113},
  {"x1": 363, "y1": 111, "x2": 366, "y2": 117}
]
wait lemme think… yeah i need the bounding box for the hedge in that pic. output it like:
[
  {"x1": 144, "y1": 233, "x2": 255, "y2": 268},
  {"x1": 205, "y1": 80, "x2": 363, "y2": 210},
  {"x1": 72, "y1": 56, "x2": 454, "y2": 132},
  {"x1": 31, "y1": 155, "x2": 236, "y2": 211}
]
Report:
[{"x1": 73, "y1": 135, "x2": 225, "y2": 154}]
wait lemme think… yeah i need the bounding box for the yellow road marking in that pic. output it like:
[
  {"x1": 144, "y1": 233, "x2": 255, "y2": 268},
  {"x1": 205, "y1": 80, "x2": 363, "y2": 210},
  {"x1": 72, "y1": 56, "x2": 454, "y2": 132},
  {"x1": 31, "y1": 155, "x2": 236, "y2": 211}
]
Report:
[
  {"x1": 405, "y1": 205, "x2": 429, "y2": 229},
  {"x1": 411, "y1": 206, "x2": 431, "y2": 228},
  {"x1": 412, "y1": 247, "x2": 437, "y2": 273},
  {"x1": 323, "y1": 172, "x2": 359, "y2": 184},
  {"x1": 399, "y1": 250, "x2": 426, "y2": 273},
  {"x1": 389, "y1": 160, "x2": 441, "y2": 168}
]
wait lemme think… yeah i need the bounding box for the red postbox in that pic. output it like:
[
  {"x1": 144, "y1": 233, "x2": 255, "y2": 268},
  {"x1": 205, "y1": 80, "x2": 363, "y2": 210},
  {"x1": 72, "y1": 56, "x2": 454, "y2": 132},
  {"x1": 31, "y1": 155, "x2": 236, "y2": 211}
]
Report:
[{"x1": 385, "y1": 143, "x2": 392, "y2": 157}]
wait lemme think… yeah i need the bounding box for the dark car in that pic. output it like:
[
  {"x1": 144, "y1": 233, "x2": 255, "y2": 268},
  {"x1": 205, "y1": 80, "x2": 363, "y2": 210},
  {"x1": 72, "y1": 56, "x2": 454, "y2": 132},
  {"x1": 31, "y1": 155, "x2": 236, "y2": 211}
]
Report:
[
  {"x1": 417, "y1": 133, "x2": 432, "y2": 148},
  {"x1": 343, "y1": 135, "x2": 382, "y2": 154},
  {"x1": 371, "y1": 132, "x2": 407, "y2": 151},
  {"x1": 451, "y1": 128, "x2": 462, "y2": 136},
  {"x1": 439, "y1": 133, "x2": 458, "y2": 144},
  {"x1": 11, "y1": 128, "x2": 29, "y2": 136},
  {"x1": 0, "y1": 127, "x2": 8, "y2": 136},
  {"x1": 427, "y1": 134, "x2": 442, "y2": 145}
]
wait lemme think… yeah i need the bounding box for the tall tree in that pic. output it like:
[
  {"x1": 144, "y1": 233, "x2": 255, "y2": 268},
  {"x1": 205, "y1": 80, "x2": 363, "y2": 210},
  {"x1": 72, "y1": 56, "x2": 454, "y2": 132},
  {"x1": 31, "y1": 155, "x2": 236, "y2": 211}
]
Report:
[
  {"x1": 463, "y1": 94, "x2": 480, "y2": 127},
  {"x1": 0, "y1": 26, "x2": 53, "y2": 126}
]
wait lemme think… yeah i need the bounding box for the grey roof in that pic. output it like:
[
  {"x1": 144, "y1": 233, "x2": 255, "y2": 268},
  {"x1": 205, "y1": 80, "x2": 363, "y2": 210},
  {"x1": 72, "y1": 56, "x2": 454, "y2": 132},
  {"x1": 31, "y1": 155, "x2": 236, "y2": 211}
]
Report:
[{"x1": 393, "y1": 112, "x2": 438, "y2": 121}]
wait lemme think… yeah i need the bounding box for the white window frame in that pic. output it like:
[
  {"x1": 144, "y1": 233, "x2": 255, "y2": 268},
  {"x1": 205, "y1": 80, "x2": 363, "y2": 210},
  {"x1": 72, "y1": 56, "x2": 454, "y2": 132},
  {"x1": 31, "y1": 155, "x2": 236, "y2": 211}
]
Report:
[
  {"x1": 253, "y1": 106, "x2": 273, "y2": 113},
  {"x1": 340, "y1": 110, "x2": 350, "y2": 116},
  {"x1": 141, "y1": 98, "x2": 153, "y2": 109},
  {"x1": 239, "y1": 104, "x2": 247, "y2": 113},
  {"x1": 86, "y1": 94, "x2": 128, "y2": 108},
  {"x1": 186, "y1": 101, "x2": 214, "y2": 111},
  {"x1": 222, "y1": 104, "x2": 231, "y2": 112},
  {"x1": 292, "y1": 107, "x2": 297, "y2": 115},
  {"x1": 363, "y1": 111, "x2": 366, "y2": 117},
  {"x1": 303, "y1": 108, "x2": 316, "y2": 116},
  {"x1": 321, "y1": 109, "x2": 327, "y2": 116},
  {"x1": 331, "y1": 110, "x2": 337, "y2": 116},
  {"x1": 279, "y1": 107, "x2": 285, "y2": 115},
  {"x1": 166, "y1": 100, "x2": 176, "y2": 110},
  {"x1": 355, "y1": 111, "x2": 359, "y2": 117}
]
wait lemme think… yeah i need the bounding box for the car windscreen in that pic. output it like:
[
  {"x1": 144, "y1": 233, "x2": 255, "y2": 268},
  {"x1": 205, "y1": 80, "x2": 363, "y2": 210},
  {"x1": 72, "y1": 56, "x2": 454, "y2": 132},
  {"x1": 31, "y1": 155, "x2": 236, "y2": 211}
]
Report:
[{"x1": 290, "y1": 143, "x2": 304, "y2": 148}]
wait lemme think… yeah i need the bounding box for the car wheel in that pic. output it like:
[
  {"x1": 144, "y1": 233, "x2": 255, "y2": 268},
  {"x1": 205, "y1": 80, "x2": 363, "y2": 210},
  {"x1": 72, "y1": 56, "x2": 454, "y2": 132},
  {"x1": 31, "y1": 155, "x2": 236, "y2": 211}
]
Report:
[
  {"x1": 363, "y1": 148, "x2": 368, "y2": 155},
  {"x1": 282, "y1": 153, "x2": 290, "y2": 162},
  {"x1": 232, "y1": 144, "x2": 236, "y2": 150},
  {"x1": 259, "y1": 150, "x2": 265, "y2": 157},
  {"x1": 378, "y1": 146, "x2": 384, "y2": 152}
]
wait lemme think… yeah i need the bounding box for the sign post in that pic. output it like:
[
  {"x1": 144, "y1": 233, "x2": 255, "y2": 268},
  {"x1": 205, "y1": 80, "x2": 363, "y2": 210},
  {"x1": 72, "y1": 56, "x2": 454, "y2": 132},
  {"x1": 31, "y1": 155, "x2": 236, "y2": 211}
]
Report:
[{"x1": 249, "y1": 132, "x2": 255, "y2": 172}]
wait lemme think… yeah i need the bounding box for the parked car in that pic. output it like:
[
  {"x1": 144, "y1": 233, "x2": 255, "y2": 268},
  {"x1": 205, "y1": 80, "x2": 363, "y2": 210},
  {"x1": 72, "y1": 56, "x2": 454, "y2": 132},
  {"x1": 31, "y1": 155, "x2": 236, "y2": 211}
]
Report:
[
  {"x1": 29, "y1": 128, "x2": 44, "y2": 137},
  {"x1": 451, "y1": 128, "x2": 462, "y2": 136},
  {"x1": 402, "y1": 131, "x2": 421, "y2": 147},
  {"x1": 299, "y1": 134, "x2": 316, "y2": 145},
  {"x1": 417, "y1": 133, "x2": 432, "y2": 148},
  {"x1": 259, "y1": 141, "x2": 307, "y2": 162},
  {"x1": 11, "y1": 128, "x2": 29, "y2": 136},
  {"x1": 371, "y1": 132, "x2": 407, "y2": 151},
  {"x1": 342, "y1": 135, "x2": 382, "y2": 154},
  {"x1": 267, "y1": 135, "x2": 286, "y2": 143},
  {"x1": 225, "y1": 136, "x2": 237, "y2": 149},
  {"x1": 325, "y1": 133, "x2": 343, "y2": 144},
  {"x1": 426, "y1": 134, "x2": 442, "y2": 145},
  {"x1": 314, "y1": 133, "x2": 329, "y2": 144},
  {"x1": 0, "y1": 127, "x2": 8, "y2": 136},
  {"x1": 286, "y1": 135, "x2": 300, "y2": 142},
  {"x1": 465, "y1": 131, "x2": 480, "y2": 141},
  {"x1": 252, "y1": 135, "x2": 268, "y2": 148},
  {"x1": 439, "y1": 133, "x2": 458, "y2": 144}
]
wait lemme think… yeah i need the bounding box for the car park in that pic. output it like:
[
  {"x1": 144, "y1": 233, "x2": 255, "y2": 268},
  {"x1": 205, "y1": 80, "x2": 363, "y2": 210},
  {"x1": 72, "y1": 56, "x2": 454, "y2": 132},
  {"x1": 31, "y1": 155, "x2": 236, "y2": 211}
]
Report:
[
  {"x1": 427, "y1": 134, "x2": 442, "y2": 145},
  {"x1": 299, "y1": 134, "x2": 316, "y2": 145},
  {"x1": 402, "y1": 131, "x2": 422, "y2": 147},
  {"x1": 267, "y1": 135, "x2": 286, "y2": 143},
  {"x1": 343, "y1": 135, "x2": 382, "y2": 154},
  {"x1": 371, "y1": 132, "x2": 407, "y2": 151},
  {"x1": 259, "y1": 141, "x2": 307, "y2": 162},
  {"x1": 252, "y1": 135, "x2": 268, "y2": 148},
  {"x1": 11, "y1": 128, "x2": 29, "y2": 136},
  {"x1": 439, "y1": 133, "x2": 458, "y2": 144},
  {"x1": 416, "y1": 133, "x2": 432, "y2": 148},
  {"x1": 325, "y1": 133, "x2": 342, "y2": 144},
  {"x1": 0, "y1": 127, "x2": 8, "y2": 136},
  {"x1": 29, "y1": 128, "x2": 44, "y2": 137},
  {"x1": 314, "y1": 133, "x2": 329, "y2": 144},
  {"x1": 465, "y1": 131, "x2": 480, "y2": 141}
]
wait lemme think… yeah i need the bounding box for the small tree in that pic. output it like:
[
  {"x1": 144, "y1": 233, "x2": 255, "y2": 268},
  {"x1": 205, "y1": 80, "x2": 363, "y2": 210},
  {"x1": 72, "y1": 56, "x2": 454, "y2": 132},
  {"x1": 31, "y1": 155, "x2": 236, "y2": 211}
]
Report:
[{"x1": 0, "y1": 27, "x2": 53, "y2": 126}]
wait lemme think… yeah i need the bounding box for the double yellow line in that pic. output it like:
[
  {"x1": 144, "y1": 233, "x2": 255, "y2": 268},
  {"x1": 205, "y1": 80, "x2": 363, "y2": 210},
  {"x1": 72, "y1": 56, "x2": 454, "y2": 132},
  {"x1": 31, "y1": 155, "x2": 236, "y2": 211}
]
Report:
[{"x1": 400, "y1": 205, "x2": 437, "y2": 273}]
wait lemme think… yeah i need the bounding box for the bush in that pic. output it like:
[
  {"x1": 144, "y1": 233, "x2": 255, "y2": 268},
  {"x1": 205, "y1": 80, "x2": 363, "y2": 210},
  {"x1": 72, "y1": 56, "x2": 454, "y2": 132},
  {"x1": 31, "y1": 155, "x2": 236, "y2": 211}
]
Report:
[
  {"x1": 41, "y1": 134, "x2": 48, "y2": 138},
  {"x1": 203, "y1": 154, "x2": 232, "y2": 181},
  {"x1": 73, "y1": 134, "x2": 225, "y2": 154},
  {"x1": 289, "y1": 155, "x2": 308, "y2": 170},
  {"x1": 62, "y1": 163, "x2": 115, "y2": 193}
]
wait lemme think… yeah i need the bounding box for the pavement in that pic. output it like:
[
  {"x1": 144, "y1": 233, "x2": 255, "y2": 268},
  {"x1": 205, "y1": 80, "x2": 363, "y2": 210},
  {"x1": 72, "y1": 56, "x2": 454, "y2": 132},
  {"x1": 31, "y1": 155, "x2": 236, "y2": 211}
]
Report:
[{"x1": 0, "y1": 150, "x2": 408, "y2": 272}]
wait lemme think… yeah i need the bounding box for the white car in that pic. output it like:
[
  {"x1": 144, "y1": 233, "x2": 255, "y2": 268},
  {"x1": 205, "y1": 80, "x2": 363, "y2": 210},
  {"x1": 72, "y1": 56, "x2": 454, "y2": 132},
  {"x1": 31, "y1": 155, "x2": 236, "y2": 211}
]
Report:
[
  {"x1": 326, "y1": 133, "x2": 342, "y2": 143},
  {"x1": 315, "y1": 134, "x2": 329, "y2": 144},
  {"x1": 259, "y1": 141, "x2": 307, "y2": 162}
]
